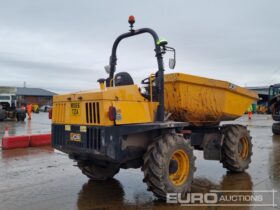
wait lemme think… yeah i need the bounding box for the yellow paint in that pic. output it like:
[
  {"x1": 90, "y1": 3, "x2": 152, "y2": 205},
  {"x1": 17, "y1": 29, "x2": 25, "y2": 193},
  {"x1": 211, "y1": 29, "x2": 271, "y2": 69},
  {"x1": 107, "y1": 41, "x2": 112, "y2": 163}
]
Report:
[
  {"x1": 239, "y1": 137, "x2": 249, "y2": 160},
  {"x1": 164, "y1": 73, "x2": 259, "y2": 126},
  {"x1": 53, "y1": 85, "x2": 147, "y2": 102},
  {"x1": 52, "y1": 85, "x2": 158, "y2": 125},
  {"x1": 99, "y1": 81, "x2": 105, "y2": 90},
  {"x1": 112, "y1": 101, "x2": 158, "y2": 125},
  {"x1": 169, "y1": 149, "x2": 190, "y2": 186},
  {"x1": 52, "y1": 73, "x2": 258, "y2": 127}
]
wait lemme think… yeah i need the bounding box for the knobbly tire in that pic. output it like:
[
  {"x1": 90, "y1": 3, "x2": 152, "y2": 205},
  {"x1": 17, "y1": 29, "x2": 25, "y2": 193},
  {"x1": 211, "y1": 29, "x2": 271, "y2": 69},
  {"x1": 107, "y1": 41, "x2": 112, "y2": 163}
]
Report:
[
  {"x1": 272, "y1": 123, "x2": 280, "y2": 135},
  {"x1": 142, "y1": 133, "x2": 196, "y2": 200},
  {"x1": 77, "y1": 161, "x2": 120, "y2": 180},
  {"x1": 221, "y1": 125, "x2": 253, "y2": 172}
]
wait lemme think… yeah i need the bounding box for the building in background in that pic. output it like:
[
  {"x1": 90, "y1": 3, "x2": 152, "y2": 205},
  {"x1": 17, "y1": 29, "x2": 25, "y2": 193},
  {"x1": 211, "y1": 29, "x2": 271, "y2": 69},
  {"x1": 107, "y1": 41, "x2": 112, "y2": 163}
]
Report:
[
  {"x1": 247, "y1": 86, "x2": 269, "y2": 113},
  {"x1": 16, "y1": 87, "x2": 56, "y2": 106},
  {"x1": 247, "y1": 86, "x2": 269, "y2": 106}
]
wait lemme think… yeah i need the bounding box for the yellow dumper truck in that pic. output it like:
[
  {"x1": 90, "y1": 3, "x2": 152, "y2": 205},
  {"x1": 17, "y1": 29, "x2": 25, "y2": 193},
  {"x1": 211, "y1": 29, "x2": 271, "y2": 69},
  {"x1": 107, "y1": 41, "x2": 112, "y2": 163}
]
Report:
[{"x1": 51, "y1": 17, "x2": 258, "y2": 199}]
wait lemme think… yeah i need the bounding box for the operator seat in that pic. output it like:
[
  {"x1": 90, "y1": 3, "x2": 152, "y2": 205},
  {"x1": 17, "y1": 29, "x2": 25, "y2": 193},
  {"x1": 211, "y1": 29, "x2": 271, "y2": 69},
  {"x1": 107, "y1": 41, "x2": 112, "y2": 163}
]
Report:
[{"x1": 114, "y1": 72, "x2": 134, "y2": 86}]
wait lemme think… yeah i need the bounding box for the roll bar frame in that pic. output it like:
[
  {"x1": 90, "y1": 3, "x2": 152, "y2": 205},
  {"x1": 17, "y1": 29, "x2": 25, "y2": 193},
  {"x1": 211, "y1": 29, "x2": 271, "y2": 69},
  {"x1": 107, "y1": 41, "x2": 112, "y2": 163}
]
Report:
[{"x1": 108, "y1": 27, "x2": 166, "y2": 122}]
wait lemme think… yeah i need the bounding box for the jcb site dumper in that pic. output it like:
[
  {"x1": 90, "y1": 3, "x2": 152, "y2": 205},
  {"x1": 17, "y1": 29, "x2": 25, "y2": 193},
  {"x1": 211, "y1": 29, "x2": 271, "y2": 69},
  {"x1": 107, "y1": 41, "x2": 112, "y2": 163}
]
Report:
[{"x1": 51, "y1": 17, "x2": 258, "y2": 199}]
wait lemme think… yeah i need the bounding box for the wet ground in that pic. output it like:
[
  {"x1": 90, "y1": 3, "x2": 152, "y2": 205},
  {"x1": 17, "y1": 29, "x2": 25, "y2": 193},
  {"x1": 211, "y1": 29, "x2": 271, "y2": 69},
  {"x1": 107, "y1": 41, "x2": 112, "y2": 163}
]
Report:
[{"x1": 0, "y1": 113, "x2": 279, "y2": 210}]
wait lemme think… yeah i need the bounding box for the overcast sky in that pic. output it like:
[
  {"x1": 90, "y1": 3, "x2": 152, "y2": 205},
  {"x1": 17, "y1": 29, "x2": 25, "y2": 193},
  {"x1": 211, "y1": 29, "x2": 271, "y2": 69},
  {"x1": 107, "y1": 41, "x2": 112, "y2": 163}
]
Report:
[{"x1": 0, "y1": 0, "x2": 279, "y2": 93}]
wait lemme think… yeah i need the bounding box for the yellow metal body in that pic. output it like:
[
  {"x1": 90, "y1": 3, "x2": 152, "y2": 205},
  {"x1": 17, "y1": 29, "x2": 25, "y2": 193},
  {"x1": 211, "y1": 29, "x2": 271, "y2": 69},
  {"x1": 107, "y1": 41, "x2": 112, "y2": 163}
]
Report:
[
  {"x1": 164, "y1": 73, "x2": 259, "y2": 125},
  {"x1": 52, "y1": 85, "x2": 158, "y2": 126},
  {"x1": 52, "y1": 72, "x2": 258, "y2": 127}
]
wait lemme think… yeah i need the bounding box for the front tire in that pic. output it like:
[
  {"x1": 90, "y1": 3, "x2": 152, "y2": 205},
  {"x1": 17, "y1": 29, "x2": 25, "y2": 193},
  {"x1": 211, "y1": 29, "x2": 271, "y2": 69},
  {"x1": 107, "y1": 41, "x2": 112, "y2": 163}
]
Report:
[
  {"x1": 77, "y1": 161, "x2": 120, "y2": 180},
  {"x1": 142, "y1": 133, "x2": 196, "y2": 200},
  {"x1": 221, "y1": 125, "x2": 253, "y2": 172}
]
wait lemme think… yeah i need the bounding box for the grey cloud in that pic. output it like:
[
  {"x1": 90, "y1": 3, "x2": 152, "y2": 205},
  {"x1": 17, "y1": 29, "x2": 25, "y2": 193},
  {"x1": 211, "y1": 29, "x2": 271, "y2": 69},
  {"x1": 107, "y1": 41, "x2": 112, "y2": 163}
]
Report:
[
  {"x1": 0, "y1": 55, "x2": 94, "y2": 74},
  {"x1": 0, "y1": 0, "x2": 279, "y2": 92}
]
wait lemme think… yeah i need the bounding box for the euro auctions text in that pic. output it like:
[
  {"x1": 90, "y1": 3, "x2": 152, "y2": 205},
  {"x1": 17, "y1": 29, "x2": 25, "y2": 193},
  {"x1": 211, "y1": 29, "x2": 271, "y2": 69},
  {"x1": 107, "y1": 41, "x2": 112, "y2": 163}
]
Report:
[{"x1": 167, "y1": 190, "x2": 277, "y2": 207}]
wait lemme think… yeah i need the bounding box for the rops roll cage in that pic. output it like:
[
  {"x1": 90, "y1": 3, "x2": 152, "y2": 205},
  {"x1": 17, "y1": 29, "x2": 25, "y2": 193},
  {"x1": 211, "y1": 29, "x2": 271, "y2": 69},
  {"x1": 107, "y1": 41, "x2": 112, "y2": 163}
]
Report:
[{"x1": 107, "y1": 16, "x2": 175, "y2": 122}]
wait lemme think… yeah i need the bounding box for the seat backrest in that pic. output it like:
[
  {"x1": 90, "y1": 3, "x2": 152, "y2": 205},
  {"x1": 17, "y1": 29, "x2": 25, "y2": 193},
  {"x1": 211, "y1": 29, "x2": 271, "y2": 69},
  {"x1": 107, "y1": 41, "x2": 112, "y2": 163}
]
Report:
[{"x1": 114, "y1": 72, "x2": 134, "y2": 86}]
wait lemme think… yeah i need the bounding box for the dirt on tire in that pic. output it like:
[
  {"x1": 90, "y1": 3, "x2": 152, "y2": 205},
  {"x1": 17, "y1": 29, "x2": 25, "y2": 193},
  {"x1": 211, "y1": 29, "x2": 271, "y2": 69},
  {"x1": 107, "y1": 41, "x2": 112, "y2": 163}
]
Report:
[
  {"x1": 221, "y1": 124, "x2": 253, "y2": 172},
  {"x1": 142, "y1": 133, "x2": 196, "y2": 200}
]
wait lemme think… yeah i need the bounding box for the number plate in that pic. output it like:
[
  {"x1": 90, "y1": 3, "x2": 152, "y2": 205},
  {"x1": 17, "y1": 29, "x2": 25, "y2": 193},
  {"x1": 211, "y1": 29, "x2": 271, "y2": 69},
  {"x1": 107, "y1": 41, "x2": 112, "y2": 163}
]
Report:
[
  {"x1": 71, "y1": 102, "x2": 80, "y2": 116},
  {"x1": 70, "y1": 133, "x2": 81, "y2": 142}
]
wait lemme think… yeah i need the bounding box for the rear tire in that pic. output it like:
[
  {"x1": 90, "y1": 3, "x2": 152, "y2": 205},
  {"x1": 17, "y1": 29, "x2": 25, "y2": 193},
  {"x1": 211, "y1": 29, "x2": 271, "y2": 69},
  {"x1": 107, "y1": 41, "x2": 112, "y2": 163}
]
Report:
[
  {"x1": 77, "y1": 161, "x2": 120, "y2": 180},
  {"x1": 221, "y1": 125, "x2": 253, "y2": 172},
  {"x1": 272, "y1": 123, "x2": 280, "y2": 135},
  {"x1": 142, "y1": 133, "x2": 196, "y2": 200}
]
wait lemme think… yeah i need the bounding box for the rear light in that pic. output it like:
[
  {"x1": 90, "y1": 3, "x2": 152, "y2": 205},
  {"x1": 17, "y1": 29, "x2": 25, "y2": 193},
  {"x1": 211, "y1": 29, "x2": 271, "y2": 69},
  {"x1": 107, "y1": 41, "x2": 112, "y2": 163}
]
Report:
[
  {"x1": 48, "y1": 109, "x2": 52, "y2": 119},
  {"x1": 108, "y1": 106, "x2": 116, "y2": 121}
]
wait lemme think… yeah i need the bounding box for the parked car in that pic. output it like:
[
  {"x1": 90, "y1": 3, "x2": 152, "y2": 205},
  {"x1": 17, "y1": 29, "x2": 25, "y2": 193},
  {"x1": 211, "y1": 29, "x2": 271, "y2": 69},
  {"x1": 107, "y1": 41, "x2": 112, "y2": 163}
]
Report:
[
  {"x1": 39, "y1": 105, "x2": 52, "y2": 112},
  {"x1": 0, "y1": 93, "x2": 26, "y2": 121}
]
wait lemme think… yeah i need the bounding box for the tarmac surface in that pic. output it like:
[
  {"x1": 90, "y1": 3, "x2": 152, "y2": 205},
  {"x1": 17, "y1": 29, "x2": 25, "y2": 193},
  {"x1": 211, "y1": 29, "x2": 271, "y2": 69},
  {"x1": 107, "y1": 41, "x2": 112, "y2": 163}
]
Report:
[{"x1": 0, "y1": 113, "x2": 279, "y2": 210}]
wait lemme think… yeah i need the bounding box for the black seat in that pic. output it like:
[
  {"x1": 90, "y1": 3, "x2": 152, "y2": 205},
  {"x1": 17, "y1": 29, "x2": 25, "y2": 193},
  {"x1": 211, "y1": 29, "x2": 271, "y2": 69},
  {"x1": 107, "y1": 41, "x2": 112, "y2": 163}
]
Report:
[{"x1": 114, "y1": 72, "x2": 134, "y2": 86}]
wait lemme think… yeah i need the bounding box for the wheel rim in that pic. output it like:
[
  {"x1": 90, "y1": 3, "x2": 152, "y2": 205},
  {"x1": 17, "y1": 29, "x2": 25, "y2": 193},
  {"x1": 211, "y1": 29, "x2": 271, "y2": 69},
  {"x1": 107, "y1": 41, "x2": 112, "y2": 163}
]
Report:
[
  {"x1": 238, "y1": 137, "x2": 249, "y2": 160},
  {"x1": 169, "y1": 149, "x2": 190, "y2": 186}
]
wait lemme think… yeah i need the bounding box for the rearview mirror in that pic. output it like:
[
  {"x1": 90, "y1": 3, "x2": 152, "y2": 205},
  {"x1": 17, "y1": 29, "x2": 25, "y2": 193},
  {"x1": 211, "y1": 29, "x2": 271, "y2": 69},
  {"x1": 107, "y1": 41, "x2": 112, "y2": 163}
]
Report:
[
  {"x1": 104, "y1": 65, "x2": 110, "y2": 74},
  {"x1": 169, "y1": 58, "x2": 176, "y2": 69}
]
